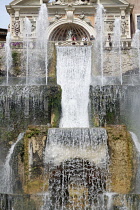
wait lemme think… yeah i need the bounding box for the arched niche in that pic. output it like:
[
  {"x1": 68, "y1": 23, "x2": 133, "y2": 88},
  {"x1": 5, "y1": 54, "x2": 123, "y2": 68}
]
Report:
[
  {"x1": 47, "y1": 18, "x2": 96, "y2": 41},
  {"x1": 49, "y1": 23, "x2": 90, "y2": 41}
]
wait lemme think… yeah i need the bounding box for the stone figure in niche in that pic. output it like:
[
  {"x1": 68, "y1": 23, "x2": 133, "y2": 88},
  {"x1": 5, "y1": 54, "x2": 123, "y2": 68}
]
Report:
[
  {"x1": 66, "y1": 30, "x2": 72, "y2": 41},
  {"x1": 31, "y1": 21, "x2": 36, "y2": 32},
  {"x1": 121, "y1": 20, "x2": 127, "y2": 35},
  {"x1": 14, "y1": 20, "x2": 20, "y2": 36},
  {"x1": 108, "y1": 21, "x2": 114, "y2": 32}
]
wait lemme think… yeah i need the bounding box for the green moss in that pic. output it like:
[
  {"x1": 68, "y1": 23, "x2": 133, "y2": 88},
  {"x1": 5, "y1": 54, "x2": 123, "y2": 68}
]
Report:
[
  {"x1": 24, "y1": 179, "x2": 48, "y2": 194},
  {"x1": 24, "y1": 136, "x2": 30, "y2": 185},
  {"x1": 26, "y1": 129, "x2": 40, "y2": 138},
  {"x1": 12, "y1": 51, "x2": 21, "y2": 75},
  {"x1": 48, "y1": 86, "x2": 62, "y2": 127}
]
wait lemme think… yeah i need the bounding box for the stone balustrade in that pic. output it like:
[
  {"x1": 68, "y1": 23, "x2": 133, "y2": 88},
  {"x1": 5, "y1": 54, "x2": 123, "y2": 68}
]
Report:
[{"x1": 0, "y1": 39, "x2": 133, "y2": 49}]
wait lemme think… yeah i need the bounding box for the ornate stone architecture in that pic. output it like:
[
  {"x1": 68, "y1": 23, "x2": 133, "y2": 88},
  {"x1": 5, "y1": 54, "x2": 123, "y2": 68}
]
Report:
[
  {"x1": 6, "y1": 0, "x2": 134, "y2": 41},
  {"x1": 127, "y1": 0, "x2": 140, "y2": 34}
]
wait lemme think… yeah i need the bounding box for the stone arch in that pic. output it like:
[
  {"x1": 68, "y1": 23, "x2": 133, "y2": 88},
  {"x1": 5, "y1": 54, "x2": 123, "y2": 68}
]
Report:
[{"x1": 47, "y1": 18, "x2": 96, "y2": 41}]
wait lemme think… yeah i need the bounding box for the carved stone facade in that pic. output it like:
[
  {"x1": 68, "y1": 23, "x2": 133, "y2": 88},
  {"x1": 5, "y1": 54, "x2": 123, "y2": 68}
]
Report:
[{"x1": 6, "y1": 0, "x2": 134, "y2": 41}]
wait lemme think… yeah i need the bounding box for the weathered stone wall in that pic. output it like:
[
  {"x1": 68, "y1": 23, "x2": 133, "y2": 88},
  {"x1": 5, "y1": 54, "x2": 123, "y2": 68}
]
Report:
[
  {"x1": 0, "y1": 44, "x2": 138, "y2": 79},
  {"x1": 92, "y1": 46, "x2": 138, "y2": 77},
  {"x1": 106, "y1": 125, "x2": 135, "y2": 194},
  {"x1": 0, "y1": 42, "x2": 56, "y2": 79},
  {"x1": 89, "y1": 85, "x2": 122, "y2": 127},
  {"x1": 103, "y1": 49, "x2": 138, "y2": 76},
  {"x1": 1, "y1": 193, "x2": 140, "y2": 210},
  {"x1": 23, "y1": 125, "x2": 49, "y2": 194},
  {"x1": 0, "y1": 85, "x2": 61, "y2": 162},
  {"x1": 15, "y1": 126, "x2": 135, "y2": 196}
]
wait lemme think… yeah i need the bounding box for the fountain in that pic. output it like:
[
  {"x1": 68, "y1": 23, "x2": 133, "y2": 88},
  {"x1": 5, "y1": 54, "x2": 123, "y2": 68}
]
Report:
[
  {"x1": 94, "y1": 4, "x2": 105, "y2": 86},
  {"x1": 132, "y1": 29, "x2": 140, "y2": 76},
  {"x1": 22, "y1": 4, "x2": 49, "y2": 85},
  {"x1": 112, "y1": 18, "x2": 122, "y2": 84},
  {"x1": 36, "y1": 4, "x2": 49, "y2": 85},
  {"x1": 57, "y1": 46, "x2": 91, "y2": 127},
  {"x1": 23, "y1": 17, "x2": 32, "y2": 85},
  {"x1": 1, "y1": 2, "x2": 140, "y2": 210},
  {"x1": 5, "y1": 32, "x2": 12, "y2": 86},
  {"x1": 0, "y1": 133, "x2": 24, "y2": 194}
]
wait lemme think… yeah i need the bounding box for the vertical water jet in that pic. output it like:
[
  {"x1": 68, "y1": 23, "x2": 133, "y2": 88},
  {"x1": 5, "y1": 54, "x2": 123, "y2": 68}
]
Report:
[
  {"x1": 113, "y1": 18, "x2": 122, "y2": 85},
  {"x1": 5, "y1": 32, "x2": 12, "y2": 86},
  {"x1": 132, "y1": 30, "x2": 140, "y2": 77},
  {"x1": 23, "y1": 17, "x2": 32, "y2": 85},
  {"x1": 95, "y1": 4, "x2": 105, "y2": 86},
  {"x1": 36, "y1": 4, "x2": 49, "y2": 85}
]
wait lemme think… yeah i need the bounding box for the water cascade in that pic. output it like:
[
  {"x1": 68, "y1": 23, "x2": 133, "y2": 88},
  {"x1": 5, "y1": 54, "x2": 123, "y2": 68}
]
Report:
[
  {"x1": 44, "y1": 128, "x2": 109, "y2": 209},
  {"x1": 130, "y1": 132, "x2": 140, "y2": 193},
  {"x1": 0, "y1": 133, "x2": 24, "y2": 194},
  {"x1": 112, "y1": 18, "x2": 122, "y2": 84},
  {"x1": 57, "y1": 46, "x2": 91, "y2": 127},
  {"x1": 5, "y1": 32, "x2": 12, "y2": 86},
  {"x1": 36, "y1": 4, "x2": 49, "y2": 85},
  {"x1": 1, "y1": 2, "x2": 140, "y2": 210},
  {"x1": 94, "y1": 4, "x2": 105, "y2": 86},
  {"x1": 23, "y1": 17, "x2": 32, "y2": 85}
]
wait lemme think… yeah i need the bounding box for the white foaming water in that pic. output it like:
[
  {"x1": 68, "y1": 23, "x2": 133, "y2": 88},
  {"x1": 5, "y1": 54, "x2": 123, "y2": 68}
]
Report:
[
  {"x1": 105, "y1": 192, "x2": 116, "y2": 210},
  {"x1": 23, "y1": 17, "x2": 32, "y2": 85},
  {"x1": 57, "y1": 46, "x2": 91, "y2": 128},
  {"x1": 1, "y1": 133, "x2": 24, "y2": 193},
  {"x1": 130, "y1": 131, "x2": 140, "y2": 153},
  {"x1": 36, "y1": 4, "x2": 49, "y2": 85},
  {"x1": 130, "y1": 131, "x2": 140, "y2": 193},
  {"x1": 43, "y1": 128, "x2": 109, "y2": 209},
  {"x1": 132, "y1": 30, "x2": 140, "y2": 76},
  {"x1": 45, "y1": 128, "x2": 108, "y2": 166},
  {"x1": 113, "y1": 18, "x2": 122, "y2": 84},
  {"x1": 5, "y1": 32, "x2": 12, "y2": 86},
  {"x1": 94, "y1": 4, "x2": 105, "y2": 86}
]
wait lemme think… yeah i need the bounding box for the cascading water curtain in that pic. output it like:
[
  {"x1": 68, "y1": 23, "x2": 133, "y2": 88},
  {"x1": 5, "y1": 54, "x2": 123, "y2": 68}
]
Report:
[
  {"x1": 57, "y1": 46, "x2": 91, "y2": 128},
  {"x1": 43, "y1": 128, "x2": 109, "y2": 210}
]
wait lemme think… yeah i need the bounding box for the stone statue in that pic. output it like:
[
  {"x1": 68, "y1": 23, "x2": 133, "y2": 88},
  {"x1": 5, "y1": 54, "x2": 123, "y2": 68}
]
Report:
[
  {"x1": 66, "y1": 30, "x2": 72, "y2": 41},
  {"x1": 14, "y1": 20, "x2": 20, "y2": 36}
]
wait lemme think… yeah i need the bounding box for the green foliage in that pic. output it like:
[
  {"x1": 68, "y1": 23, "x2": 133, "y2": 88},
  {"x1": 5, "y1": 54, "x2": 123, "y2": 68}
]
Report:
[
  {"x1": 12, "y1": 51, "x2": 21, "y2": 75},
  {"x1": 26, "y1": 128, "x2": 40, "y2": 138}
]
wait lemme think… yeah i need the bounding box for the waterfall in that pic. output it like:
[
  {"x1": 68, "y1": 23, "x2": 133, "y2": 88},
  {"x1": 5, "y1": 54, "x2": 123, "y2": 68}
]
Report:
[
  {"x1": 5, "y1": 32, "x2": 12, "y2": 86},
  {"x1": 130, "y1": 131, "x2": 140, "y2": 193},
  {"x1": 57, "y1": 46, "x2": 91, "y2": 128},
  {"x1": 130, "y1": 132, "x2": 140, "y2": 153},
  {"x1": 43, "y1": 128, "x2": 109, "y2": 209},
  {"x1": 0, "y1": 133, "x2": 24, "y2": 194}
]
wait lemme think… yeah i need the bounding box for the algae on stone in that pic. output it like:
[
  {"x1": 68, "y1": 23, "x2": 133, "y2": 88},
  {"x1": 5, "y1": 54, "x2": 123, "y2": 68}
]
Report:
[{"x1": 106, "y1": 125, "x2": 135, "y2": 194}]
